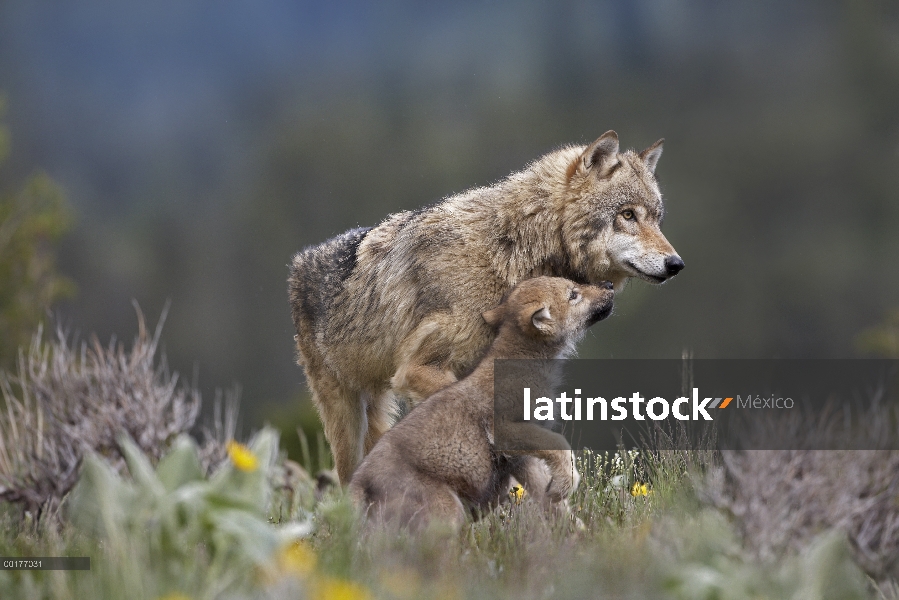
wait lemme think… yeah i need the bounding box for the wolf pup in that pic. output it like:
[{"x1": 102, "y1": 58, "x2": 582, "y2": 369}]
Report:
[
  {"x1": 289, "y1": 131, "x2": 683, "y2": 483},
  {"x1": 349, "y1": 276, "x2": 614, "y2": 530}
]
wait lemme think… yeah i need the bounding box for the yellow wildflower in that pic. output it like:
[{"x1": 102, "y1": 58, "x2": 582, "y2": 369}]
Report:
[
  {"x1": 157, "y1": 594, "x2": 192, "y2": 600},
  {"x1": 630, "y1": 482, "x2": 649, "y2": 497},
  {"x1": 278, "y1": 541, "x2": 317, "y2": 578},
  {"x1": 509, "y1": 485, "x2": 527, "y2": 504},
  {"x1": 227, "y1": 440, "x2": 259, "y2": 472},
  {"x1": 312, "y1": 576, "x2": 372, "y2": 600}
]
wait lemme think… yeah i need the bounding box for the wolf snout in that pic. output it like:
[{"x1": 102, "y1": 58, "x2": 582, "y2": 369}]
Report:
[
  {"x1": 587, "y1": 301, "x2": 613, "y2": 326},
  {"x1": 664, "y1": 255, "x2": 685, "y2": 277},
  {"x1": 598, "y1": 280, "x2": 613, "y2": 290},
  {"x1": 586, "y1": 286, "x2": 614, "y2": 325}
]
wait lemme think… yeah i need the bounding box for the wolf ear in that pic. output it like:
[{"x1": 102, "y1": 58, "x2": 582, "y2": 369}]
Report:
[
  {"x1": 639, "y1": 139, "x2": 664, "y2": 174},
  {"x1": 580, "y1": 131, "x2": 620, "y2": 179},
  {"x1": 531, "y1": 306, "x2": 553, "y2": 333},
  {"x1": 482, "y1": 305, "x2": 504, "y2": 329}
]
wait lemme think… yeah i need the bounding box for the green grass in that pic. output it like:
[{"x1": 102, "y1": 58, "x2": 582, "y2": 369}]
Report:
[
  {"x1": 3, "y1": 308, "x2": 891, "y2": 598},
  {"x1": 0, "y1": 438, "x2": 885, "y2": 600}
]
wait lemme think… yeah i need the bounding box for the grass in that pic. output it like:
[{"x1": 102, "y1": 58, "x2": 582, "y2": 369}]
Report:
[
  {"x1": 0, "y1": 318, "x2": 897, "y2": 599},
  {"x1": 0, "y1": 439, "x2": 894, "y2": 599}
]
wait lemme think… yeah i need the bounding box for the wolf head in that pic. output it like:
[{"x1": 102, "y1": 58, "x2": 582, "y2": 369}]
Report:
[
  {"x1": 483, "y1": 276, "x2": 614, "y2": 356},
  {"x1": 562, "y1": 131, "x2": 684, "y2": 290}
]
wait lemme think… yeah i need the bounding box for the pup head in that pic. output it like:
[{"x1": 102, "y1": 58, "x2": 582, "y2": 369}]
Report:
[
  {"x1": 563, "y1": 131, "x2": 684, "y2": 290},
  {"x1": 482, "y1": 276, "x2": 614, "y2": 354}
]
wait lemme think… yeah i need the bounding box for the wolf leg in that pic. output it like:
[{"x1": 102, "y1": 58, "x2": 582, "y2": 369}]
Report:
[
  {"x1": 500, "y1": 422, "x2": 580, "y2": 502},
  {"x1": 402, "y1": 480, "x2": 465, "y2": 531},
  {"x1": 307, "y1": 368, "x2": 366, "y2": 485},
  {"x1": 509, "y1": 456, "x2": 553, "y2": 504},
  {"x1": 363, "y1": 391, "x2": 398, "y2": 454},
  {"x1": 418, "y1": 483, "x2": 466, "y2": 530},
  {"x1": 391, "y1": 363, "x2": 457, "y2": 407},
  {"x1": 534, "y1": 449, "x2": 580, "y2": 503},
  {"x1": 390, "y1": 318, "x2": 458, "y2": 406},
  {"x1": 357, "y1": 471, "x2": 465, "y2": 531}
]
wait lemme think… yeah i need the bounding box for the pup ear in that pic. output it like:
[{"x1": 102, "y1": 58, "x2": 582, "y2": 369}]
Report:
[
  {"x1": 482, "y1": 305, "x2": 504, "y2": 328},
  {"x1": 579, "y1": 130, "x2": 619, "y2": 179},
  {"x1": 531, "y1": 306, "x2": 553, "y2": 333},
  {"x1": 639, "y1": 139, "x2": 664, "y2": 174}
]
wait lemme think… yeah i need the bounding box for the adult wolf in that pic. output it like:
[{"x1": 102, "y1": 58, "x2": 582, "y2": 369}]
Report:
[{"x1": 289, "y1": 131, "x2": 684, "y2": 483}]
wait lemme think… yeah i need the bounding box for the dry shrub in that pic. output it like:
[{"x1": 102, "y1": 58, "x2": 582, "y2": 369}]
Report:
[
  {"x1": 0, "y1": 305, "x2": 236, "y2": 517},
  {"x1": 699, "y1": 383, "x2": 899, "y2": 588},
  {"x1": 705, "y1": 448, "x2": 899, "y2": 584}
]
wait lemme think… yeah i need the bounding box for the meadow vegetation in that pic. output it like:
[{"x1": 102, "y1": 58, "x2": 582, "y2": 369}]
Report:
[{"x1": 0, "y1": 320, "x2": 897, "y2": 600}]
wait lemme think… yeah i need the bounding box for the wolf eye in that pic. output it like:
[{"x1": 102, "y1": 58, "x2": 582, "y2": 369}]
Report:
[
  {"x1": 621, "y1": 209, "x2": 635, "y2": 220},
  {"x1": 568, "y1": 289, "x2": 581, "y2": 301}
]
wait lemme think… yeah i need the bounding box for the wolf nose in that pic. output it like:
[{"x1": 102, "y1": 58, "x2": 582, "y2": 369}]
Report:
[
  {"x1": 599, "y1": 280, "x2": 613, "y2": 290},
  {"x1": 664, "y1": 256, "x2": 685, "y2": 276}
]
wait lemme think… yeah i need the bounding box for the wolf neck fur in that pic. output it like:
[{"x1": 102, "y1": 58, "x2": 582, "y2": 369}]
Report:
[
  {"x1": 473, "y1": 325, "x2": 576, "y2": 379},
  {"x1": 459, "y1": 327, "x2": 572, "y2": 419},
  {"x1": 459, "y1": 147, "x2": 595, "y2": 287}
]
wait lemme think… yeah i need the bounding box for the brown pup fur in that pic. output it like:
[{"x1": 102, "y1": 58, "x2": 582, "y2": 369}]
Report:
[
  {"x1": 289, "y1": 131, "x2": 683, "y2": 483},
  {"x1": 348, "y1": 276, "x2": 614, "y2": 530}
]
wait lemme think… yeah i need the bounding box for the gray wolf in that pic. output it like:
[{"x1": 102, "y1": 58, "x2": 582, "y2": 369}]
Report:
[
  {"x1": 348, "y1": 276, "x2": 614, "y2": 530},
  {"x1": 288, "y1": 131, "x2": 683, "y2": 483}
]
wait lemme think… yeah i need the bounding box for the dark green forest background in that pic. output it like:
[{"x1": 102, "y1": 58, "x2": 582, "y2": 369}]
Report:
[{"x1": 0, "y1": 1, "x2": 897, "y2": 437}]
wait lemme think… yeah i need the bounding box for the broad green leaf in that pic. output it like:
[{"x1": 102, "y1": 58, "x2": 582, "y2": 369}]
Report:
[
  {"x1": 118, "y1": 434, "x2": 164, "y2": 497},
  {"x1": 157, "y1": 434, "x2": 204, "y2": 492}
]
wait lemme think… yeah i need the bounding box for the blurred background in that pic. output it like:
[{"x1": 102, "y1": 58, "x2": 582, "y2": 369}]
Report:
[{"x1": 1, "y1": 1, "x2": 897, "y2": 449}]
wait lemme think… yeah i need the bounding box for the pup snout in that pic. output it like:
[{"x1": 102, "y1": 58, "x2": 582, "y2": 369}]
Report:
[
  {"x1": 585, "y1": 285, "x2": 614, "y2": 325},
  {"x1": 664, "y1": 255, "x2": 685, "y2": 277}
]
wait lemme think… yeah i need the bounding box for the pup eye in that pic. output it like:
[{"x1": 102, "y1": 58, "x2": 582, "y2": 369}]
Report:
[
  {"x1": 568, "y1": 289, "x2": 581, "y2": 301},
  {"x1": 621, "y1": 209, "x2": 635, "y2": 220}
]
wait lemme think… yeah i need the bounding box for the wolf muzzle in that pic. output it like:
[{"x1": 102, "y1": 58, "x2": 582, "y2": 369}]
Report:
[
  {"x1": 586, "y1": 281, "x2": 614, "y2": 325},
  {"x1": 664, "y1": 255, "x2": 685, "y2": 277}
]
